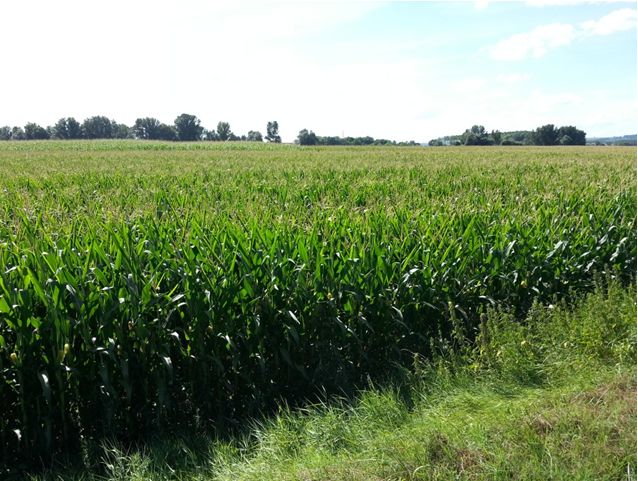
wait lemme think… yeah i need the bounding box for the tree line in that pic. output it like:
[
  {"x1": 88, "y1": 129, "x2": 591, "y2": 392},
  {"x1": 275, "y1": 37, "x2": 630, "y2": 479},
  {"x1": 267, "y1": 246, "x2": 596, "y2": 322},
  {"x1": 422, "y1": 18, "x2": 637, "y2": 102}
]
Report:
[
  {"x1": 295, "y1": 128, "x2": 418, "y2": 146},
  {"x1": 429, "y1": 124, "x2": 587, "y2": 146},
  {"x1": 0, "y1": 114, "x2": 282, "y2": 143}
]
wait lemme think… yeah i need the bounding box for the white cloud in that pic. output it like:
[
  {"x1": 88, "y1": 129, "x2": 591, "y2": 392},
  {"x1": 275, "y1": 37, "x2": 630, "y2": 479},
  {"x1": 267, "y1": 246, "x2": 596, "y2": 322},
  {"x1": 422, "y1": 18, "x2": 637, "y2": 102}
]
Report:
[
  {"x1": 525, "y1": 0, "x2": 634, "y2": 6},
  {"x1": 581, "y1": 8, "x2": 638, "y2": 35},
  {"x1": 490, "y1": 23, "x2": 576, "y2": 60},
  {"x1": 475, "y1": 0, "x2": 633, "y2": 8},
  {"x1": 452, "y1": 77, "x2": 488, "y2": 93},
  {"x1": 490, "y1": 8, "x2": 636, "y2": 60},
  {"x1": 496, "y1": 73, "x2": 531, "y2": 83}
]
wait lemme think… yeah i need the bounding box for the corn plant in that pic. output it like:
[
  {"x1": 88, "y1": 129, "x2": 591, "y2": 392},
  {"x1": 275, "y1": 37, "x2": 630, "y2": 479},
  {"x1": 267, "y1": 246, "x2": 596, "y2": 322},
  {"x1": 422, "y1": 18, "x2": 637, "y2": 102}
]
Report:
[{"x1": 0, "y1": 142, "x2": 635, "y2": 468}]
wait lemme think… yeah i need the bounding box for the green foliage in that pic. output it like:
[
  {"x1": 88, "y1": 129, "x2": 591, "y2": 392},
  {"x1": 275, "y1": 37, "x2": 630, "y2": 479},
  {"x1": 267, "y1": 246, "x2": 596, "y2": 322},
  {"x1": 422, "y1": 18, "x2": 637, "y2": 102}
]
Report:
[
  {"x1": 24, "y1": 284, "x2": 637, "y2": 481},
  {"x1": 0, "y1": 142, "x2": 634, "y2": 469},
  {"x1": 52, "y1": 118, "x2": 83, "y2": 140},
  {"x1": 557, "y1": 125, "x2": 586, "y2": 145},
  {"x1": 133, "y1": 117, "x2": 161, "y2": 140},
  {"x1": 461, "y1": 125, "x2": 491, "y2": 145},
  {"x1": 246, "y1": 131, "x2": 263, "y2": 142},
  {"x1": 82, "y1": 116, "x2": 114, "y2": 139},
  {"x1": 0, "y1": 126, "x2": 11, "y2": 141},
  {"x1": 265, "y1": 121, "x2": 281, "y2": 143},
  {"x1": 296, "y1": 128, "x2": 318, "y2": 145},
  {"x1": 10, "y1": 126, "x2": 26, "y2": 140},
  {"x1": 174, "y1": 114, "x2": 203, "y2": 141},
  {"x1": 132, "y1": 118, "x2": 176, "y2": 141},
  {"x1": 532, "y1": 124, "x2": 558, "y2": 145},
  {"x1": 216, "y1": 122, "x2": 232, "y2": 141},
  {"x1": 112, "y1": 123, "x2": 132, "y2": 139},
  {"x1": 24, "y1": 123, "x2": 50, "y2": 140}
]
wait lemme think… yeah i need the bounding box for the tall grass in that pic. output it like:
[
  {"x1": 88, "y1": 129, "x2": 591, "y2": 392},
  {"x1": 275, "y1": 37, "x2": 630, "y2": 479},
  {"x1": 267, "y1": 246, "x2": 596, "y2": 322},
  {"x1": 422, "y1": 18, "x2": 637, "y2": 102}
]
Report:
[{"x1": 0, "y1": 142, "x2": 635, "y2": 468}]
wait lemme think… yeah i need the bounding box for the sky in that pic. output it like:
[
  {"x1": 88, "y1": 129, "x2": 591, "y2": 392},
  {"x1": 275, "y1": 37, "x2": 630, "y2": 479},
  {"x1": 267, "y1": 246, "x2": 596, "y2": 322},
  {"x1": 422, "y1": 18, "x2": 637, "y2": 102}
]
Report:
[{"x1": 0, "y1": 0, "x2": 635, "y2": 142}]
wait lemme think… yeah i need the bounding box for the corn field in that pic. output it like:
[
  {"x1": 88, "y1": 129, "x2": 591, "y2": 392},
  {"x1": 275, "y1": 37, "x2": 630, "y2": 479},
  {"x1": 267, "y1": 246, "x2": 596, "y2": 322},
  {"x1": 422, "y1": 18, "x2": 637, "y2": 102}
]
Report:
[{"x1": 0, "y1": 141, "x2": 635, "y2": 468}]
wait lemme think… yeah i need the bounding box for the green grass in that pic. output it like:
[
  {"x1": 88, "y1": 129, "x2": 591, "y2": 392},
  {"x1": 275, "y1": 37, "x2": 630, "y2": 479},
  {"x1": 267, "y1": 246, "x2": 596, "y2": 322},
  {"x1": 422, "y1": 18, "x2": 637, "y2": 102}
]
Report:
[
  {"x1": 0, "y1": 141, "x2": 635, "y2": 468},
  {"x1": 24, "y1": 281, "x2": 636, "y2": 481}
]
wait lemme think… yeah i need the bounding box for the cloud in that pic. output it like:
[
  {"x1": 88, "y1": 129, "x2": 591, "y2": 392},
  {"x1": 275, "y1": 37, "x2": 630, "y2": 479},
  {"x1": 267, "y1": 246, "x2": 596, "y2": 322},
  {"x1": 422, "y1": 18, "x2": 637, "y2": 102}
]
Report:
[
  {"x1": 479, "y1": 0, "x2": 634, "y2": 7},
  {"x1": 490, "y1": 8, "x2": 636, "y2": 60},
  {"x1": 490, "y1": 23, "x2": 576, "y2": 60},
  {"x1": 581, "y1": 8, "x2": 637, "y2": 35},
  {"x1": 496, "y1": 73, "x2": 531, "y2": 83},
  {"x1": 452, "y1": 77, "x2": 488, "y2": 93},
  {"x1": 525, "y1": 0, "x2": 634, "y2": 6}
]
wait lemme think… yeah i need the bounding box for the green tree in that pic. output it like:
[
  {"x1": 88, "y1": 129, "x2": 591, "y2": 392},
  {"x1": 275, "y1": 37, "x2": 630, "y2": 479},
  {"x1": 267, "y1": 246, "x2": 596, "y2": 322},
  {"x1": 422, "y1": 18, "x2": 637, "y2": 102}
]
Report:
[
  {"x1": 0, "y1": 126, "x2": 10, "y2": 140},
  {"x1": 246, "y1": 130, "x2": 263, "y2": 142},
  {"x1": 490, "y1": 130, "x2": 502, "y2": 145},
  {"x1": 174, "y1": 113, "x2": 203, "y2": 141},
  {"x1": 296, "y1": 128, "x2": 318, "y2": 145},
  {"x1": 557, "y1": 126, "x2": 586, "y2": 145},
  {"x1": 204, "y1": 129, "x2": 219, "y2": 141},
  {"x1": 133, "y1": 117, "x2": 163, "y2": 140},
  {"x1": 461, "y1": 125, "x2": 490, "y2": 145},
  {"x1": 10, "y1": 126, "x2": 26, "y2": 140},
  {"x1": 112, "y1": 122, "x2": 131, "y2": 139},
  {"x1": 52, "y1": 117, "x2": 83, "y2": 139},
  {"x1": 532, "y1": 124, "x2": 558, "y2": 146},
  {"x1": 216, "y1": 121, "x2": 232, "y2": 141},
  {"x1": 82, "y1": 116, "x2": 114, "y2": 139},
  {"x1": 24, "y1": 122, "x2": 50, "y2": 140},
  {"x1": 156, "y1": 124, "x2": 177, "y2": 141},
  {"x1": 266, "y1": 121, "x2": 281, "y2": 143}
]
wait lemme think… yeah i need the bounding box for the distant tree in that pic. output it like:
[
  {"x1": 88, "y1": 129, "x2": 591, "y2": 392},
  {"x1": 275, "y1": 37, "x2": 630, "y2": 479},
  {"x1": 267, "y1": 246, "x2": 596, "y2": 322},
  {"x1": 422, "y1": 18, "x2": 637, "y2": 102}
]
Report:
[
  {"x1": 296, "y1": 128, "x2": 318, "y2": 146},
  {"x1": 0, "y1": 126, "x2": 10, "y2": 140},
  {"x1": 24, "y1": 122, "x2": 50, "y2": 140},
  {"x1": 557, "y1": 125, "x2": 586, "y2": 145},
  {"x1": 503, "y1": 131, "x2": 532, "y2": 145},
  {"x1": 265, "y1": 121, "x2": 281, "y2": 143},
  {"x1": 156, "y1": 124, "x2": 177, "y2": 141},
  {"x1": 532, "y1": 124, "x2": 558, "y2": 146},
  {"x1": 174, "y1": 113, "x2": 203, "y2": 141},
  {"x1": 112, "y1": 122, "x2": 132, "y2": 139},
  {"x1": 216, "y1": 121, "x2": 232, "y2": 141},
  {"x1": 558, "y1": 135, "x2": 573, "y2": 145},
  {"x1": 461, "y1": 125, "x2": 490, "y2": 145},
  {"x1": 204, "y1": 129, "x2": 219, "y2": 141},
  {"x1": 490, "y1": 130, "x2": 502, "y2": 146},
  {"x1": 229, "y1": 133, "x2": 240, "y2": 141},
  {"x1": 52, "y1": 117, "x2": 83, "y2": 139},
  {"x1": 246, "y1": 130, "x2": 263, "y2": 142},
  {"x1": 82, "y1": 116, "x2": 114, "y2": 139},
  {"x1": 133, "y1": 117, "x2": 162, "y2": 140},
  {"x1": 10, "y1": 127, "x2": 26, "y2": 140},
  {"x1": 321, "y1": 136, "x2": 342, "y2": 146}
]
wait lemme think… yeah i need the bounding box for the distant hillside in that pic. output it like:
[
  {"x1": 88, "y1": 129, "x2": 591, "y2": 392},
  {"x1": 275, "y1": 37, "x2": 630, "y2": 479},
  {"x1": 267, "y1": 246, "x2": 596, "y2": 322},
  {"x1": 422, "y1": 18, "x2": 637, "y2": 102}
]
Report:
[{"x1": 587, "y1": 134, "x2": 636, "y2": 146}]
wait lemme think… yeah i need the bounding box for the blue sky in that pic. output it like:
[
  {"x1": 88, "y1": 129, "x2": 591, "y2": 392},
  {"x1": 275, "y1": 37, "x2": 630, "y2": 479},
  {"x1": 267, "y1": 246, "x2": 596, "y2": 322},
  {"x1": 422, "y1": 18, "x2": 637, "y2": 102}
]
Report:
[{"x1": 0, "y1": 0, "x2": 635, "y2": 141}]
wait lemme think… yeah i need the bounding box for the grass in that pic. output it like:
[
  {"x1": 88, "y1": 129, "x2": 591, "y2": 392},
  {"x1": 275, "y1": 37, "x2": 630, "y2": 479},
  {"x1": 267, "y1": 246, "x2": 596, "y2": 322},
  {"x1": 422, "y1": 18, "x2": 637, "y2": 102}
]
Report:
[{"x1": 24, "y1": 281, "x2": 636, "y2": 481}]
